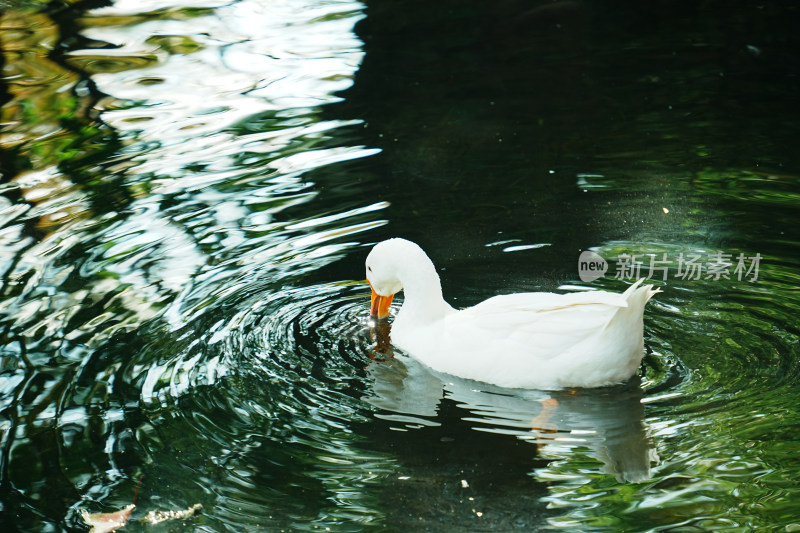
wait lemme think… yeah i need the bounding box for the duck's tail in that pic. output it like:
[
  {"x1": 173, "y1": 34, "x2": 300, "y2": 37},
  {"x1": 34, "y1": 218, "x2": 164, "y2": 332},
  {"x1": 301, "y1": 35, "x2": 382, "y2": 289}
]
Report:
[{"x1": 622, "y1": 278, "x2": 662, "y2": 308}]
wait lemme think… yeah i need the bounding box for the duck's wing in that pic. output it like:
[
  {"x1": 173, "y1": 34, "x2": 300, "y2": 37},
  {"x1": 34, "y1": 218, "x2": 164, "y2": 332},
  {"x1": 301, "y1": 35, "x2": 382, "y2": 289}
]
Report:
[{"x1": 447, "y1": 287, "x2": 636, "y2": 358}]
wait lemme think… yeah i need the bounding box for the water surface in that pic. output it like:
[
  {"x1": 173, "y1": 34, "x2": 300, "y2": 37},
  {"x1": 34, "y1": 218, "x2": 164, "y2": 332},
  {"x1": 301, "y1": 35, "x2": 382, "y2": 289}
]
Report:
[{"x1": 1, "y1": 0, "x2": 799, "y2": 531}]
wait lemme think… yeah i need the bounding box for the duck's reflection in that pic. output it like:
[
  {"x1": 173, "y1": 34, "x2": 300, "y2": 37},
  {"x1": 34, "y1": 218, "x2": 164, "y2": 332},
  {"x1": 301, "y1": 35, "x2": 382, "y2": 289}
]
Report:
[{"x1": 365, "y1": 322, "x2": 657, "y2": 483}]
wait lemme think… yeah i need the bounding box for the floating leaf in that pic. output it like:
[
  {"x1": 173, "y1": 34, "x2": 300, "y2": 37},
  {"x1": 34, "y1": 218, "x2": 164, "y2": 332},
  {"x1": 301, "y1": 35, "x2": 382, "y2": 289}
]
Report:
[
  {"x1": 79, "y1": 504, "x2": 135, "y2": 533},
  {"x1": 140, "y1": 503, "x2": 203, "y2": 525}
]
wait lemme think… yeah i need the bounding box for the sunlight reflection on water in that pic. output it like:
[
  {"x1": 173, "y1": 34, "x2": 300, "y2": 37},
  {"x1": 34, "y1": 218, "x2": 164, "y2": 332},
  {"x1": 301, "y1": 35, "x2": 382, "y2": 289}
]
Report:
[{"x1": 1, "y1": 0, "x2": 391, "y2": 529}]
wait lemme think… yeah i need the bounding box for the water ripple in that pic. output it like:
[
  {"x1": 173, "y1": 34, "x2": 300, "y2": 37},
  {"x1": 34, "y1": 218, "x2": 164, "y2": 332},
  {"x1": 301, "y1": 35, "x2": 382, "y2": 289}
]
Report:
[{"x1": 115, "y1": 280, "x2": 397, "y2": 528}]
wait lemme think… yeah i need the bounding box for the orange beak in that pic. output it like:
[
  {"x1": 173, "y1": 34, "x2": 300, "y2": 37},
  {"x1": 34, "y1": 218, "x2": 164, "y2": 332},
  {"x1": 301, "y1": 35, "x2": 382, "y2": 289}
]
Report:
[{"x1": 369, "y1": 282, "x2": 394, "y2": 319}]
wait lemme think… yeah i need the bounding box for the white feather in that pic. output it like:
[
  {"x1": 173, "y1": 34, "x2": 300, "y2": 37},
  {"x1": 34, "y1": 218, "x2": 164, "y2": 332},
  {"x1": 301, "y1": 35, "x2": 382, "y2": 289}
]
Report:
[{"x1": 366, "y1": 239, "x2": 660, "y2": 389}]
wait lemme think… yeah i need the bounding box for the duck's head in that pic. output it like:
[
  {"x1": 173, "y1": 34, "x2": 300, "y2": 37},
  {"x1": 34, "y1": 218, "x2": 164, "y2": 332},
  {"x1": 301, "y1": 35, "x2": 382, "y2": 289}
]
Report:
[{"x1": 365, "y1": 239, "x2": 407, "y2": 319}]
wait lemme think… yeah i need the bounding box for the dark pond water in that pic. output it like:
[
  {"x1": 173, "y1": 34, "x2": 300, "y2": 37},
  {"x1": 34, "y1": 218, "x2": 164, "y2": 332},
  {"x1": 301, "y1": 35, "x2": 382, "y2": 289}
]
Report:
[{"x1": 2, "y1": 0, "x2": 800, "y2": 531}]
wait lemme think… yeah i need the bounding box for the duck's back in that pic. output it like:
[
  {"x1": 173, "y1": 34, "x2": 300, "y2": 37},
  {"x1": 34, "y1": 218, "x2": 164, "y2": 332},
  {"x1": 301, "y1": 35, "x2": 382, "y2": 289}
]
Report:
[{"x1": 394, "y1": 280, "x2": 659, "y2": 389}]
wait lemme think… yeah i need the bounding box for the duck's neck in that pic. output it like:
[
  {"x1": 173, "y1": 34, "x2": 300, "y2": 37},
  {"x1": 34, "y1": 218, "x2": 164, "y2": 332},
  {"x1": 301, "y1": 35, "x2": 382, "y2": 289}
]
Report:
[{"x1": 396, "y1": 247, "x2": 453, "y2": 322}]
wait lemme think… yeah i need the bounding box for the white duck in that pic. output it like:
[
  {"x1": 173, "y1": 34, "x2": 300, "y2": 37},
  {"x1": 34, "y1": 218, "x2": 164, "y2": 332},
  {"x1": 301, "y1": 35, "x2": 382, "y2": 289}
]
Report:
[{"x1": 366, "y1": 238, "x2": 660, "y2": 389}]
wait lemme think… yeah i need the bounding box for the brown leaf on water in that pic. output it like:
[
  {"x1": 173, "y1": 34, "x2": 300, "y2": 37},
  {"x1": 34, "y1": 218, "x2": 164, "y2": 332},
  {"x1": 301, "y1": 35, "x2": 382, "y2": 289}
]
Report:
[
  {"x1": 140, "y1": 503, "x2": 203, "y2": 525},
  {"x1": 79, "y1": 504, "x2": 135, "y2": 533}
]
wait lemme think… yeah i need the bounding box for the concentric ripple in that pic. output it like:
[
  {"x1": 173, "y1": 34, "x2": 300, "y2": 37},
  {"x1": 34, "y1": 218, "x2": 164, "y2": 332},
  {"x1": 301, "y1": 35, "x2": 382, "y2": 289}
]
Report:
[
  {"x1": 130, "y1": 280, "x2": 380, "y2": 426},
  {"x1": 104, "y1": 281, "x2": 397, "y2": 530}
]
